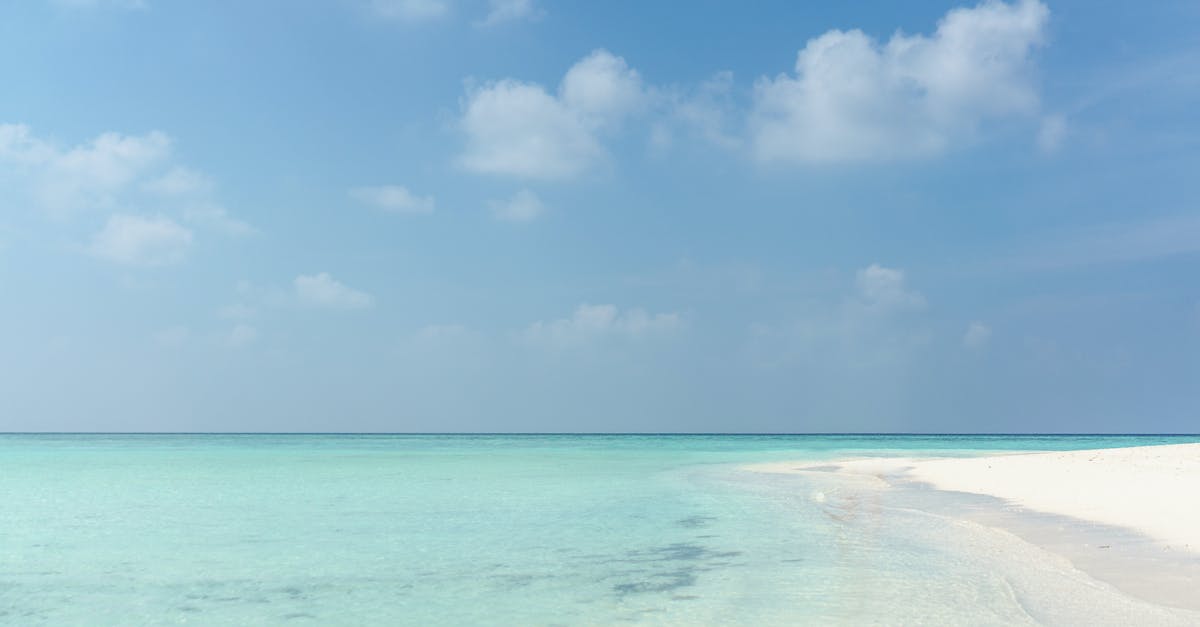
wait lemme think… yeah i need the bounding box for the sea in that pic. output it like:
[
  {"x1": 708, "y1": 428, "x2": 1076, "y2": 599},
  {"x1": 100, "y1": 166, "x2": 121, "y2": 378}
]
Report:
[{"x1": 3, "y1": 433, "x2": 1199, "y2": 625}]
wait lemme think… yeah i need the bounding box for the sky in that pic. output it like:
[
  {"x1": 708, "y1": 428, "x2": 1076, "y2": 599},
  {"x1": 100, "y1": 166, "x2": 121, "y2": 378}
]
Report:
[{"x1": 1, "y1": 0, "x2": 1198, "y2": 433}]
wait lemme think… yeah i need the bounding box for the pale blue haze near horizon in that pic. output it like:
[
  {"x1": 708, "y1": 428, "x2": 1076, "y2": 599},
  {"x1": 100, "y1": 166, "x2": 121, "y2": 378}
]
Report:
[{"x1": 1, "y1": 0, "x2": 1198, "y2": 432}]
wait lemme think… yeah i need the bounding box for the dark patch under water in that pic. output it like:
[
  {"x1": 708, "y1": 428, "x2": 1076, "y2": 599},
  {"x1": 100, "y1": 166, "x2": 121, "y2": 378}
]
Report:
[
  {"x1": 608, "y1": 542, "x2": 744, "y2": 597},
  {"x1": 675, "y1": 515, "x2": 716, "y2": 529}
]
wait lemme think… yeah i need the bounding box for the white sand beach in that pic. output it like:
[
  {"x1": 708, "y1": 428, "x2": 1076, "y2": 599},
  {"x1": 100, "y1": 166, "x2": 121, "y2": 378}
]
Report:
[
  {"x1": 750, "y1": 443, "x2": 1200, "y2": 553},
  {"x1": 748, "y1": 443, "x2": 1200, "y2": 613}
]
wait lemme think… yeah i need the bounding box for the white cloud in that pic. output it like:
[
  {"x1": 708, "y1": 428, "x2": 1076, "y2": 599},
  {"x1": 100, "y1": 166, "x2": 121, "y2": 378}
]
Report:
[
  {"x1": 0, "y1": 124, "x2": 55, "y2": 165},
  {"x1": 50, "y1": 131, "x2": 171, "y2": 209},
  {"x1": 0, "y1": 125, "x2": 172, "y2": 215},
  {"x1": 1, "y1": 123, "x2": 251, "y2": 255},
  {"x1": 1037, "y1": 114, "x2": 1067, "y2": 153},
  {"x1": 369, "y1": 0, "x2": 449, "y2": 21},
  {"x1": 489, "y1": 188, "x2": 544, "y2": 221},
  {"x1": 963, "y1": 321, "x2": 992, "y2": 349},
  {"x1": 559, "y1": 51, "x2": 645, "y2": 126},
  {"x1": 524, "y1": 303, "x2": 680, "y2": 348},
  {"x1": 459, "y1": 50, "x2": 644, "y2": 179},
  {"x1": 855, "y1": 264, "x2": 926, "y2": 312},
  {"x1": 349, "y1": 185, "x2": 435, "y2": 214},
  {"x1": 750, "y1": 0, "x2": 1048, "y2": 163},
  {"x1": 478, "y1": 0, "x2": 539, "y2": 26},
  {"x1": 88, "y1": 214, "x2": 193, "y2": 266},
  {"x1": 294, "y1": 272, "x2": 374, "y2": 310},
  {"x1": 460, "y1": 81, "x2": 600, "y2": 179}
]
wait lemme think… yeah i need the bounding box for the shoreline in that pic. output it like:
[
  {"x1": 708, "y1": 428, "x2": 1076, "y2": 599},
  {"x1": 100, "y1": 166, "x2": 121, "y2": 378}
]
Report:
[{"x1": 745, "y1": 443, "x2": 1200, "y2": 611}]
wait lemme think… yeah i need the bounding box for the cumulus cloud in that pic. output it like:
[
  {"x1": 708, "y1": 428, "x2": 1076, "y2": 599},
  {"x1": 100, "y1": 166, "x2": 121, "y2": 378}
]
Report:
[
  {"x1": 524, "y1": 303, "x2": 680, "y2": 348},
  {"x1": 369, "y1": 0, "x2": 449, "y2": 21},
  {"x1": 0, "y1": 124, "x2": 55, "y2": 166},
  {"x1": 459, "y1": 50, "x2": 644, "y2": 179},
  {"x1": 349, "y1": 185, "x2": 435, "y2": 214},
  {"x1": 0, "y1": 124, "x2": 171, "y2": 215},
  {"x1": 88, "y1": 214, "x2": 193, "y2": 266},
  {"x1": 478, "y1": 0, "x2": 539, "y2": 26},
  {"x1": 963, "y1": 321, "x2": 992, "y2": 349},
  {"x1": 489, "y1": 188, "x2": 544, "y2": 221},
  {"x1": 294, "y1": 273, "x2": 374, "y2": 310},
  {"x1": 750, "y1": 0, "x2": 1048, "y2": 163},
  {"x1": 855, "y1": 264, "x2": 926, "y2": 312},
  {"x1": 1, "y1": 123, "x2": 252, "y2": 256},
  {"x1": 559, "y1": 51, "x2": 645, "y2": 126}
]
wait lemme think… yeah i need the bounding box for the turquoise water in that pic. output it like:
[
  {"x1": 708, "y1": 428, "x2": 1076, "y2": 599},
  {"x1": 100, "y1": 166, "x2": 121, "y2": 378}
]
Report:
[{"x1": 3, "y1": 434, "x2": 1198, "y2": 625}]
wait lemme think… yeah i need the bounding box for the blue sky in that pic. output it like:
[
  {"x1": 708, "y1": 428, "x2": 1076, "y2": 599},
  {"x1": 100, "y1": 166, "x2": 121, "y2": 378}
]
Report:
[{"x1": 1, "y1": 0, "x2": 1198, "y2": 432}]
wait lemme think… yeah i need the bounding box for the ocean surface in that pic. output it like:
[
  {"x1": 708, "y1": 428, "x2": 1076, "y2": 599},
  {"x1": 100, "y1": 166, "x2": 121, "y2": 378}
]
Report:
[{"x1": 3, "y1": 433, "x2": 1199, "y2": 625}]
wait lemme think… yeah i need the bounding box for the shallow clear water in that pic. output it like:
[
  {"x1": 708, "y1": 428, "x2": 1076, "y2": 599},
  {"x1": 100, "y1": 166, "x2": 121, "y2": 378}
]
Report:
[{"x1": 2, "y1": 434, "x2": 1198, "y2": 625}]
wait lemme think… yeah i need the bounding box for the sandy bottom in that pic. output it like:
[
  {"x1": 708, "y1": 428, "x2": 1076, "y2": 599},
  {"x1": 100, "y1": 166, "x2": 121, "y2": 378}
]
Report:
[{"x1": 745, "y1": 443, "x2": 1200, "y2": 611}]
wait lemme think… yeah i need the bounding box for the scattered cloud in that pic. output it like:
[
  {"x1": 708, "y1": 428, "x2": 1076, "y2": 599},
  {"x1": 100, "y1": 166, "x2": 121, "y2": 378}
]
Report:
[
  {"x1": 559, "y1": 50, "x2": 646, "y2": 126},
  {"x1": 459, "y1": 49, "x2": 645, "y2": 179},
  {"x1": 369, "y1": 0, "x2": 449, "y2": 21},
  {"x1": 0, "y1": 123, "x2": 251, "y2": 259},
  {"x1": 855, "y1": 264, "x2": 926, "y2": 312},
  {"x1": 88, "y1": 214, "x2": 193, "y2": 266},
  {"x1": 523, "y1": 303, "x2": 680, "y2": 348},
  {"x1": 294, "y1": 272, "x2": 374, "y2": 310},
  {"x1": 460, "y1": 80, "x2": 601, "y2": 179},
  {"x1": 750, "y1": 0, "x2": 1049, "y2": 163},
  {"x1": 0, "y1": 124, "x2": 55, "y2": 166},
  {"x1": 478, "y1": 0, "x2": 540, "y2": 27},
  {"x1": 963, "y1": 321, "x2": 992, "y2": 349},
  {"x1": 349, "y1": 185, "x2": 435, "y2": 214},
  {"x1": 489, "y1": 188, "x2": 544, "y2": 221},
  {"x1": 0, "y1": 124, "x2": 171, "y2": 215}
]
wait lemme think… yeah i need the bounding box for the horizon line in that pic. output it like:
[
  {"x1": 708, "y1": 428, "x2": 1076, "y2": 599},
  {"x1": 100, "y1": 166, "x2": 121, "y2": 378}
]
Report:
[{"x1": 2, "y1": 432, "x2": 1198, "y2": 437}]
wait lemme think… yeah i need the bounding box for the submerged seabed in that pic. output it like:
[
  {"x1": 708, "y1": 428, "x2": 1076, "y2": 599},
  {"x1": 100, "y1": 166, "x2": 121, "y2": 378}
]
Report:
[{"x1": 2, "y1": 434, "x2": 1198, "y2": 625}]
